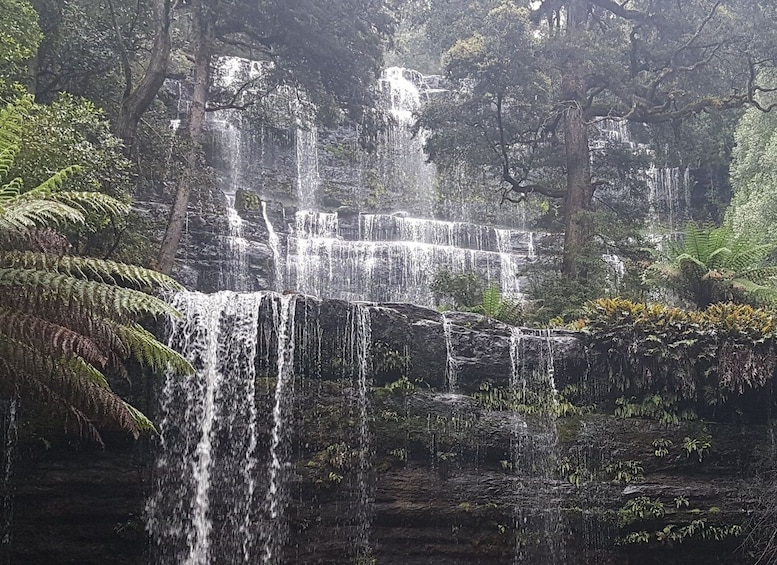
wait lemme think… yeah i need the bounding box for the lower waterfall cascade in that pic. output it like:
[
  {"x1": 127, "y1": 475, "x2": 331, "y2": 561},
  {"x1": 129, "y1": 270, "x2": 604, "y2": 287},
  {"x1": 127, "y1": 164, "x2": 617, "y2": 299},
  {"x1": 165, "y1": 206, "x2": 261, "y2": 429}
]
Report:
[{"x1": 146, "y1": 291, "x2": 603, "y2": 564}]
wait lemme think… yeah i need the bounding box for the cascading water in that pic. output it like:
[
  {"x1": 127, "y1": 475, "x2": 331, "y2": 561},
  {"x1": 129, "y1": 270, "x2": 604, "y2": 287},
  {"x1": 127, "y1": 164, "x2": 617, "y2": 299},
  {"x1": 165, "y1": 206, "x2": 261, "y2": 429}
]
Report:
[
  {"x1": 261, "y1": 201, "x2": 283, "y2": 292},
  {"x1": 511, "y1": 329, "x2": 565, "y2": 564},
  {"x1": 147, "y1": 292, "x2": 263, "y2": 564},
  {"x1": 377, "y1": 67, "x2": 438, "y2": 216},
  {"x1": 351, "y1": 303, "x2": 373, "y2": 561},
  {"x1": 262, "y1": 293, "x2": 297, "y2": 564},
  {"x1": 148, "y1": 291, "x2": 385, "y2": 564},
  {"x1": 595, "y1": 117, "x2": 690, "y2": 234},
  {"x1": 646, "y1": 165, "x2": 691, "y2": 236},
  {"x1": 209, "y1": 57, "x2": 252, "y2": 291},
  {"x1": 286, "y1": 211, "x2": 534, "y2": 305},
  {"x1": 442, "y1": 313, "x2": 459, "y2": 393},
  {"x1": 296, "y1": 126, "x2": 320, "y2": 211}
]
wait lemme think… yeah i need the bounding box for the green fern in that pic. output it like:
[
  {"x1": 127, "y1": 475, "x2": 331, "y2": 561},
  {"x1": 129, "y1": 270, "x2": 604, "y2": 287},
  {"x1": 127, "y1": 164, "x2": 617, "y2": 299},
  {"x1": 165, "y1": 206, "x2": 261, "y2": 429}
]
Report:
[
  {"x1": 482, "y1": 284, "x2": 502, "y2": 318},
  {"x1": 0, "y1": 100, "x2": 191, "y2": 443},
  {"x1": 0, "y1": 252, "x2": 183, "y2": 291},
  {"x1": 652, "y1": 223, "x2": 777, "y2": 308}
]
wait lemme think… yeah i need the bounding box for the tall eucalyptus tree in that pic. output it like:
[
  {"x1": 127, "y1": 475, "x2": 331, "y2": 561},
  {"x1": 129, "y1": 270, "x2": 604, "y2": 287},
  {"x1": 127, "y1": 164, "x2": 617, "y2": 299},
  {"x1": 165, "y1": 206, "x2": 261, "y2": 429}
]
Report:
[{"x1": 421, "y1": 0, "x2": 777, "y2": 280}]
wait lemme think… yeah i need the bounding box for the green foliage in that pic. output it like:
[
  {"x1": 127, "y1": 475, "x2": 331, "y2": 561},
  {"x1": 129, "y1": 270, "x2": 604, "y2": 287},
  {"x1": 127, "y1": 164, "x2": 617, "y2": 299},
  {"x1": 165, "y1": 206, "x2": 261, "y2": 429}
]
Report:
[
  {"x1": 0, "y1": 0, "x2": 41, "y2": 93},
  {"x1": 9, "y1": 94, "x2": 132, "y2": 198},
  {"x1": 469, "y1": 284, "x2": 523, "y2": 325},
  {"x1": 618, "y1": 496, "x2": 665, "y2": 527},
  {"x1": 682, "y1": 433, "x2": 712, "y2": 462},
  {"x1": 652, "y1": 438, "x2": 673, "y2": 458},
  {"x1": 647, "y1": 222, "x2": 777, "y2": 308},
  {"x1": 473, "y1": 381, "x2": 581, "y2": 418},
  {"x1": 431, "y1": 270, "x2": 523, "y2": 324},
  {"x1": 727, "y1": 74, "x2": 777, "y2": 239},
  {"x1": 615, "y1": 395, "x2": 696, "y2": 426},
  {"x1": 587, "y1": 298, "x2": 777, "y2": 406},
  {"x1": 522, "y1": 213, "x2": 652, "y2": 325},
  {"x1": 0, "y1": 100, "x2": 191, "y2": 442},
  {"x1": 603, "y1": 460, "x2": 644, "y2": 484},
  {"x1": 431, "y1": 269, "x2": 484, "y2": 309},
  {"x1": 621, "y1": 518, "x2": 743, "y2": 545}
]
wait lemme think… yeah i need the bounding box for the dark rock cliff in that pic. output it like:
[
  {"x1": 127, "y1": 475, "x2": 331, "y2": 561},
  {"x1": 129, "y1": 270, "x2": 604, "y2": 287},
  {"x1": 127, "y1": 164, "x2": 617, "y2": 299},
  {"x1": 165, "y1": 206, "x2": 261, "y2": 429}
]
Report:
[{"x1": 9, "y1": 296, "x2": 767, "y2": 564}]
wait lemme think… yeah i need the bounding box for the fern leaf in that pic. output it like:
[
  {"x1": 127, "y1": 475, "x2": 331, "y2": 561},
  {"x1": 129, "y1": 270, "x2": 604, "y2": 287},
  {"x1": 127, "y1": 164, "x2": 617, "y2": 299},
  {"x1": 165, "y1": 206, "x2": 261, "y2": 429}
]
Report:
[
  {"x1": 0, "y1": 252, "x2": 184, "y2": 291},
  {"x1": 0, "y1": 145, "x2": 18, "y2": 180},
  {"x1": 2, "y1": 198, "x2": 86, "y2": 232},
  {"x1": 0, "y1": 306, "x2": 108, "y2": 369},
  {"x1": 17, "y1": 165, "x2": 82, "y2": 198},
  {"x1": 123, "y1": 402, "x2": 157, "y2": 434},
  {"x1": 113, "y1": 322, "x2": 193, "y2": 375},
  {"x1": 47, "y1": 190, "x2": 130, "y2": 218},
  {"x1": 0, "y1": 268, "x2": 179, "y2": 321},
  {"x1": 482, "y1": 284, "x2": 502, "y2": 318}
]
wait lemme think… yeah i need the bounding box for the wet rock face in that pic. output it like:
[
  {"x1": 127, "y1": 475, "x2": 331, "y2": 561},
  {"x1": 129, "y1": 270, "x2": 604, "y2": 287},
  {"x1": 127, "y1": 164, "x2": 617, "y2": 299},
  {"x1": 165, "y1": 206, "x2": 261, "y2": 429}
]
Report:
[{"x1": 9, "y1": 295, "x2": 767, "y2": 565}]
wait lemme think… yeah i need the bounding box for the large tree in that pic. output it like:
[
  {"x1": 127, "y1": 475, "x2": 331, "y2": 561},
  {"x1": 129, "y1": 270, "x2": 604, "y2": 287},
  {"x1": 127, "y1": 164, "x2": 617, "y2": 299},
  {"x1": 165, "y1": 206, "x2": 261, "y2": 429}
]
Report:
[
  {"x1": 157, "y1": 0, "x2": 395, "y2": 274},
  {"x1": 421, "y1": 0, "x2": 777, "y2": 280}
]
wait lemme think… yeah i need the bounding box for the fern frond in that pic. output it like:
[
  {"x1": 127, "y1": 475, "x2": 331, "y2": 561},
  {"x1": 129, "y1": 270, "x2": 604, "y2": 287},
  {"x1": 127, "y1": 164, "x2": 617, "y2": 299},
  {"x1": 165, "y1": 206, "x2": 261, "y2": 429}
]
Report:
[
  {"x1": 725, "y1": 243, "x2": 774, "y2": 272},
  {"x1": 0, "y1": 268, "x2": 179, "y2": 320},
  {"x1": 739, "y1": 266, "x2": 777, "y2": 285},
  {"x1": 113, "y1": 323, "x2": 193, "y2": 375},
  {"x1": 0, "y1": 177, "x2": 23, "y2": 202},
  {"x1": 46, "y1": 190, "x2": 130, "y2": 218},
  {"x1": 681, "y1": 222, "x2": 708, "y2": 264},
  {"x1": 482, "y1": 284, "x2": 502, "y2": 318},
  {"x1": 0, "y1": 337, "x2": 139, "y2": 438},
  {"x1": 0, "y1": 306, "x2": 108, "y2": 369},
  {"x1": 731, "y1": 277, "x2": 777, "y2": 303},
  {"x1": 123, "y1": 402, "x2": 157, "y2": 434},
  {"x1": 0, "y1": 145, "x2": 18, "y2": 180},
  {"x1": 17, "y1": 165, "x2": 82, "y2": 198},
  {"x1": 1, "y1": 197, "x2": 86, "y2": 232},
  {"x1": 0, "y1": 252, "x2": 184, "y2": 291}
]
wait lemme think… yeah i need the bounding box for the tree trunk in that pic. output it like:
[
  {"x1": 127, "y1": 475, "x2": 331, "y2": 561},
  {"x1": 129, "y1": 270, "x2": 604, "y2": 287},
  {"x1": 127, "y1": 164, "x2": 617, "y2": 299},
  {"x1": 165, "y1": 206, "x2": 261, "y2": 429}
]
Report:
[
  {"x1": 561, "y1": 1, "x2": 593, "y2": 280},
  {"x1": 115, "y1": 0, "x2": 174, "y2": 147},
  {"x1": 157, "y1": 0, "x2": 213, "y2": 275}
]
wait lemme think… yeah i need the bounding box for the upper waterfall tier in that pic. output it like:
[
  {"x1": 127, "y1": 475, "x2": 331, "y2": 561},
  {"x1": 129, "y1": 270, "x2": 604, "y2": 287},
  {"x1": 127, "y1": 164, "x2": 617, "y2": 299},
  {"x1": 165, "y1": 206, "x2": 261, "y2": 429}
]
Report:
[{"x1": 285, "y1": 211, "x2": 538, "y2": 304}]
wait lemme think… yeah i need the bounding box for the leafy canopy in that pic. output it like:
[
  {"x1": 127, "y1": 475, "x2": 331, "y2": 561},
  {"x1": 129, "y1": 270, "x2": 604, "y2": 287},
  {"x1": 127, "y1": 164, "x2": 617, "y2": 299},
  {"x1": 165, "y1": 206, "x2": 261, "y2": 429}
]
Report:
[{"x1": 0, "y1": 0, "x2": 41, "y2": 93}]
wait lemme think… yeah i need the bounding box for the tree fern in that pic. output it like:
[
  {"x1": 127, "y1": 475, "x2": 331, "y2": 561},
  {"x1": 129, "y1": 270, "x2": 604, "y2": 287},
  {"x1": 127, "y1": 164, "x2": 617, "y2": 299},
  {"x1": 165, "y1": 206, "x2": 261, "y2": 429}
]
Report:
[
  {"x1": 0, "y1": 100, "x2": 191, "y2": 442},
  {"x1": 652, "y1": 222, "x2": 777, "y2": 308},
  {"x1": 481, "y1": 284, "x2": 502, "y2": 318}
]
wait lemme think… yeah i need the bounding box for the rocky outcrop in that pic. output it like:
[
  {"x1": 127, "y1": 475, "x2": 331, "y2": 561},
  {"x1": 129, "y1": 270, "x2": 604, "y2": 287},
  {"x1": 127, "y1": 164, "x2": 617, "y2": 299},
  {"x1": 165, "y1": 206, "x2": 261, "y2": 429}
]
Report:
[{"x1": 8, "y1": 294, "x2": 771, "y2": 564}]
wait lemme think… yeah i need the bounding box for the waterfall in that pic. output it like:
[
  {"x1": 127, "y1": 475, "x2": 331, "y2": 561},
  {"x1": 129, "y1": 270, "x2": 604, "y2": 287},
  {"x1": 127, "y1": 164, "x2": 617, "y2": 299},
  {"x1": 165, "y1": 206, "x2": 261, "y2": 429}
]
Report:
[
  {"x1": 223, "y1": 192, "x2": 249, "y2": 292},
  {"x1": 147, "y1": 292, "x2": 282, "y2": 565},
  {"x1": 352, "y1": 303, "x2": 373, "y2": 561},
  {"x1": 646, "y1": 165, "x2": 690, "y2": 235},
  {"x1": 296, "y1": 126, "x2": 320, "y2": 211},
  {"x1": 261, "y1": 201, "x2": 283, "y2": 291},
  {"x1": 148, "y1": 291, "x2": 387, "y2": 563},
  {"x1": 262, "y1": 294, "x2": 297, "y2": 564},
  {"x1": 207, "y1": 57, "x2": 255, "y2": 291},
  {"x1": 287, "y1": 211, "x2": 534, "y2": 305},
  {"x1": 442, "y1": 313, "x2": 459, "y2": 392},
  {"x1": 512, "y1": 329, "x2": 564, "y2": 564},
  {"x1": 377, "y1": 67, "x2": 438, "y2": 216}
]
